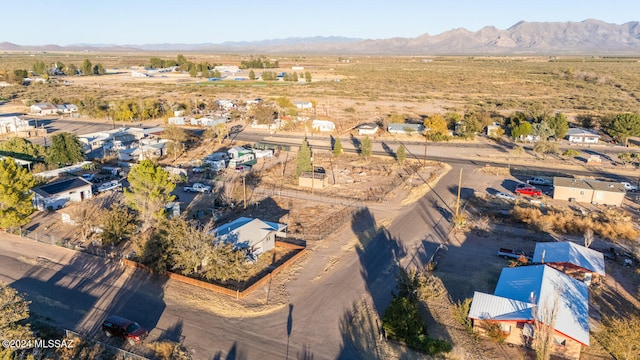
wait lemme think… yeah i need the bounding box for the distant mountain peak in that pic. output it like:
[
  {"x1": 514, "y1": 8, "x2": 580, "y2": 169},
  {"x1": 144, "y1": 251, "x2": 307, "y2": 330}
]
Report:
[{"x1": 1, "y1": 19, "x2": 639, "y2": 55}]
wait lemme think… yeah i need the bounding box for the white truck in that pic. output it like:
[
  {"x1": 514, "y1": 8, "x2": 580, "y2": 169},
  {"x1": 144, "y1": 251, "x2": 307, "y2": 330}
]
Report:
[
  {"x1": 183, "y1": 182, "x2": 212, "y2": 193},
  {"x1": 527, "y1": 177, "x2": 552, "y2": 186}
]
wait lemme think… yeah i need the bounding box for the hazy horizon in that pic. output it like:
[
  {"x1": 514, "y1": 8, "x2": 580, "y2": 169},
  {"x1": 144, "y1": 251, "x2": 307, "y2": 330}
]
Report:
[{"x1": 2, "y1": 0, "x2": 639, "y2": 46}]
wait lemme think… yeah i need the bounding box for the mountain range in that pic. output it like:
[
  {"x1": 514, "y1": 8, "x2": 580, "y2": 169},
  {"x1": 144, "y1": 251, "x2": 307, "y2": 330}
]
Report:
[{"x1": 2, "y1": 19, "x2": 640, "y2": 55}]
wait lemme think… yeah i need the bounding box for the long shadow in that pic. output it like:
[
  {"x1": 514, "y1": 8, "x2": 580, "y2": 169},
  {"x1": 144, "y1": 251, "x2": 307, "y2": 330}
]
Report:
[
  {"x1": 211, "y1": 341, "x2": 248, "y2": 360},
  {"x1": 380, "y1": 141, "x2": 396, "y2": 160},
  {"x1": 10, "y1": 246, "x2": 167, "y2": 351},
  {"x1": 349, "y1": 134, "x2": 361, "y2": 154},
  {"x1": 336, "y1": 207, "x2": 417, "y2": 358}
]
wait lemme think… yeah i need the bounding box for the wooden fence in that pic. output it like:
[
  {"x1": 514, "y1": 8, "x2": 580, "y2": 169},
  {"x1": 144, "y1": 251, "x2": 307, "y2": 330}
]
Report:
[{"x1": 121, "y1": 241, "x2": 306, "y2": 299}]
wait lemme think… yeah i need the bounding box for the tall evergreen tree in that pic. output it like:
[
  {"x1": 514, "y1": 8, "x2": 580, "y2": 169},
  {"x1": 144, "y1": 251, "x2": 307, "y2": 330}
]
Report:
[
  {"x1": 81, "y1": 59, "x2": 93, "y2": 76},
  {"x1": 0, "y1": 157, "x2": 35, "y2": 229},
  {"x1": 396, "y1": 144, "x2": 407, "y2": 164},
  {"x1": 124, "y1": 160, "x2": 175, "y2": 231},
  {"x1": 547, "y1": 112, "x2": 569, "y2": 140},
  {"x1": 360, "y1": 136, "x2": 373, "y2": 160},
  {"x1": 296, "y1": 139, "x2": 312, "y2": 177},
  {"x1": 333, "y1": 137, "x2": 343, "y2": 157},
  {"x1": 608, "y1": 113, "x2": 640, "y2": 146},
  {"x1": 45, "y1": 132, "x2": 85, "y2": 166}
]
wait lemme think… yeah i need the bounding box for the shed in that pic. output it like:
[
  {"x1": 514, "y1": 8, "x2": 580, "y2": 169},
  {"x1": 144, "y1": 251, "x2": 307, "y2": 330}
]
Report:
[{"x1": 311, "y1": 120, "x2": 335, "y2": 132}]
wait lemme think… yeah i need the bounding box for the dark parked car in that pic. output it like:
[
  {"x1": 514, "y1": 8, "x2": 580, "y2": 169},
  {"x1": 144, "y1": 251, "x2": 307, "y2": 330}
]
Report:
[{"x1": 102, "y1": 315, "x2": 148, "y2": 345}]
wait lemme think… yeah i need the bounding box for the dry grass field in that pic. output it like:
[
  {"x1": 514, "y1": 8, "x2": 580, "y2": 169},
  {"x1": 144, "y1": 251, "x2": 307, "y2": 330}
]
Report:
[{"x1": 3, "y1": 53, "x2": 640, "y2": 129}]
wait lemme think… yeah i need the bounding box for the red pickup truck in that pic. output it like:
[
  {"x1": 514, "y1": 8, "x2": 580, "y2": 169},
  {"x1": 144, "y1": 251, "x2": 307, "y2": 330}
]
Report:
[{"x1": 515, "y1": 186, "x2": 542, "y2": 197}]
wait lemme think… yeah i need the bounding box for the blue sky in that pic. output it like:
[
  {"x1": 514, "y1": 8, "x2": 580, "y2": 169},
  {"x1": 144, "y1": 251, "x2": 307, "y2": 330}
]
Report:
[{"x1": 3, "y1": 0, "x2": 639, "y2": 45}]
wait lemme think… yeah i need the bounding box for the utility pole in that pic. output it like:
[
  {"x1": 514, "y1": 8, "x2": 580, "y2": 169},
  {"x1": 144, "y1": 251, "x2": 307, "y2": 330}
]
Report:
[
  {"x1": 423, "y1": 133, "x2": 428, "y2": 167},
  {"x1": 455, "y1": 168, "x2": 463, "y2": 218},
  {"x1": 243, "y1": 176, "x2": 247, "y2": 209},
  {"x1": 311, "y1": 151, "x2": 315, "y2": 194}
]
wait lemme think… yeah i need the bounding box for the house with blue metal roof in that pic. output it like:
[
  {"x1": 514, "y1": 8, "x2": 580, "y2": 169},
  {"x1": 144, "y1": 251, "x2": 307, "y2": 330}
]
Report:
[
  {"x1": 533, "y1": 241, "x2": 605, "y2": 285},
  {"x1": 469, "y1": 264, "x2": 589, "y2": 360}
]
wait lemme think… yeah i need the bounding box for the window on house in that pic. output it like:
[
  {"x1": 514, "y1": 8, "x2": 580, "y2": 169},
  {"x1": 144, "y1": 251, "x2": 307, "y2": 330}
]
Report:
[
  {"x1": 553, "y1": 337, "x2": 566, "y2": 346},
  {"x1": 499, "y1": 323, "x2": 511, "y2": 334},
  {"x1": 579, "y1": 190, "x2": 584, "y2": 195}
]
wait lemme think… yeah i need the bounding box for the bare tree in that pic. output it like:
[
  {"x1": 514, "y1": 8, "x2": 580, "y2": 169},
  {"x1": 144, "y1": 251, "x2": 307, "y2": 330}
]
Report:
[
  {"x1": 583, "y1": 227, "x2": 594, "y2": 248},
  {"x1": 66, "y1": 199, "x2": 104, "y2": 243},
  {"x1": 532, "y1": 291, "x2": 559, "y2": 360}
]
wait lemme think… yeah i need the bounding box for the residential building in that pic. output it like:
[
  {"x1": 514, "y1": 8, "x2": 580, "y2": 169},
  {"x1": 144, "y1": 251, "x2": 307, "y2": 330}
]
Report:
[
  {"x1": 32, "y1": 177, "x2": 93, "y2": 211},
  {"x1": 553, "y1": 177, "x2": 625, "y2": 206},
  {"x1": 29, "y1": 103, "x2": 59, "y2": 116},
  {"x1": 387, "y1": 123, "x2": 425, "y2": 135},
  {"x1": 566, "y1": 128, "x2": 600, "y2": 144},
  {"x1": 311, "y1": 120, "x2": 336, "y2": 132},
  {"x1": 0, "y1": 116, "x2": 32, "y2": 135},
  {"x1": 357, "y1": 123, "x2": 379, "y2": 136},
  {"x1": 293, "y1": 101, "x2": 313, "y2": 110},
  {"x1": 212, "y1": 217, "x2": 287, "y2": 256},
  {"x1": 533, "y1": 242, "x2": 605, "y2": 285},
  {"x1": 469, "y1": 265, "x2": 589, "y2": 360}
]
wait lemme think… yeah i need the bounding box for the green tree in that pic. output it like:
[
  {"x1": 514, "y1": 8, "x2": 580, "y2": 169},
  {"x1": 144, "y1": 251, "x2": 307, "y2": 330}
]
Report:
[
  {"x1": 93, "y1": 63, "x2": 105, "y2": 75},
  {"x1": 11, "y1": 69, "x2": 28, "y2": 84},
  {"x1": 0, "y1": 282, "x2": 34, "y2": 346},
  {"x1": 511, "y1": 122, "x2": 532, "y2": 141},
  {"x1": 45, "y1": 132, "x2": 85, "y2": 166},
  {"x1": 296, "y1": 138, "x2": 312, "y2": 177},
  {"x1": 65, "y1": 63, "x2": 78, "y2": 76},
  {"x1": 594, "y1": 314, "x2": 640, "y2": 360},
  {"x1": 396, "y1": 144, "x2": 406, "y2": 165},
  {"x1": 204, "y1": 242, "x2": 246, "y2": 282},
  {"x1": 99, "y1": 203, "x2": 137, "y2": 246},
  {"x1": 157, "y1": 217, "x2": 216, "y2": 276},
  {"x1": 0, "y1": 157, "x2": 35, "y2": 229},
  {"x1": 124, "y1": 160, "x2": 175, "y2": 231},
  {"x1": 81, "y1": 59, "x2": 93, "y2": 76},
  {"x1": 360, "y1": 136, "x2": 372, "y2": 160},
  {"x1": 546, "y1": 112, "x2": 569, "y2": 140},
  {"x1": 530, "y1": 122, "x2": 554, "y2": 140},
  {"x1": 333, "y1": 137, "x2": 343, "y2": 157},
  {"x1": 248, "y1": 70, "x2": 256, "y2": 80},
  {"x1": 305, "y1": 71, "x2": 312, "y2": 83},
  {"x1": 608, "y1": 113, "x2": 640, "y2": 146},
  {"x1": 0, "y1": 137, "x2": 45, "y2": 158},
  {"x1": 32, "y1": 60, "x2": 47, "y2": 76}
]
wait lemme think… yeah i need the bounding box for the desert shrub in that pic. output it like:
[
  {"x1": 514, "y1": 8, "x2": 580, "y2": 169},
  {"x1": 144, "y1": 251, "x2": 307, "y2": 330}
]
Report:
[
  {"x1": 147, "y1": 341, "x2": 193, "y2": 360},
  {"x1": 512, "y1": 206, "x2": 638, "y2": 241},
  {"x1": 593, "y1": 315, "x2": 640, "y2": 360},
  {"x1": 562, "y1": 149, "x2": 580, "y2": 157},
  {"x1": 451, "y1": 298, "x2": 473, "y2": 333},
  {"x1": 481, "y1": 321, "x2": 509, "y2": 343}
]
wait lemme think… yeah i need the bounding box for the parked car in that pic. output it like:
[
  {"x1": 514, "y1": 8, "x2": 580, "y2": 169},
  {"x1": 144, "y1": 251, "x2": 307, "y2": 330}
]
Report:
[
  {"x1": 102, "y1": 315, "x2": 148, "y2": 346},
  {"x1": 621, "y1": 182, "x2": 638, "y2": 192},
  {"x1": 235, "y1": 165, "x2": 251, "y2": 173},
  {"x1": 527, "y1": 177, "x2": 552, "y2": 186},
  {"x1": 97, "y1": 180, "x2": 122, "y2": 193},
  {"x1": 515, "y1": 186, "x2": 542, "y2": 197},
  {"x1": 495, "y1": 192, "x2": 516, "y2": 201}
]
